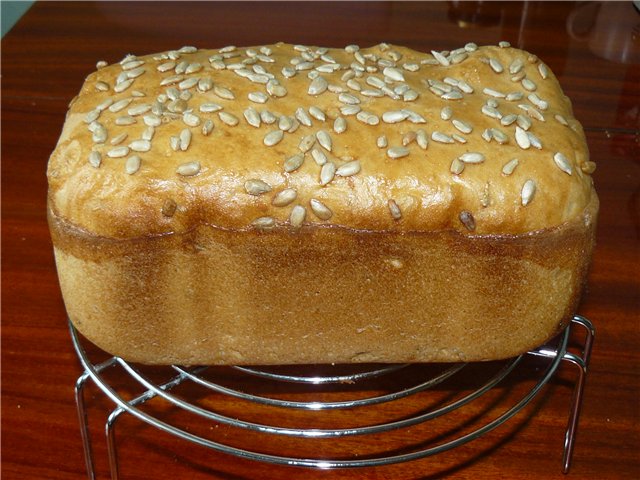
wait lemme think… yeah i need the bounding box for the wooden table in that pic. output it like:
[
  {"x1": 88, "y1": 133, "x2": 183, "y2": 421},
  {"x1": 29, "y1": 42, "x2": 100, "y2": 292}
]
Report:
[{"x1": 2, "y1": 2, "x2": 639, "y2": 479}]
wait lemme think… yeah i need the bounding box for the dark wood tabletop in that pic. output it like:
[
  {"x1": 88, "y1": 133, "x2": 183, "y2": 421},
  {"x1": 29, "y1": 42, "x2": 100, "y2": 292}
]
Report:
[{"x1": 2, "y1": 2, "x2": 639, "y2": 479}]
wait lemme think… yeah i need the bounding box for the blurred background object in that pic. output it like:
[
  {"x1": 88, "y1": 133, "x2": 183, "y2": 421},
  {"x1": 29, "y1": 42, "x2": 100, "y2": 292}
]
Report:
[{"x1": 1, "y1": 1, "x2": 34, "y2": 37}]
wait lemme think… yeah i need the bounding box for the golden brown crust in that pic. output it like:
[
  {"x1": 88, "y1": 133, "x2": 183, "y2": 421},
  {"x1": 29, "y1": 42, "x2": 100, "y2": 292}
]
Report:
[
  {"x1": 50, "y1": 191, "x2": 597, "y2": 365},
  {"x1": 47, "y1": 43, "x2": 596, "y2": 239}
]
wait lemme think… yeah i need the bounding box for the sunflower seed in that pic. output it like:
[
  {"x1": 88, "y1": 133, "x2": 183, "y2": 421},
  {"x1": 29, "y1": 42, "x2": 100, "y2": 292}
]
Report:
[
  {"x1": 489, "y1": 57, "x2": 504, "y2": 73},
  {"x1": 377, "y1": 135, "x2": 388, "y2": 149},
  {"x1": 363, "y1": 76, "x2": 382, "y2": 90},
  {"x1": 167, "y1": 98, "x2": 188, "y2": 113},
  {"x1": 521, "y1": 77, "x2": 537, "y2": 91},
  {"x1": 486, "y1": 98, "x2": 499, "y2": 109},
  {"x1": 387, "y1": 146, "x2": 410, "y2": 159},
  {"x1": 290, "y1": 108, "x2": 311, "y2": 128},
  {"x1": 501, "y1": 158, "x2": 519, "y2": 175},
  {"x1": 106, "y1": 146, "x2": 129, "y2": 158},
  {"x1": 176, "y1": 161, "x2": 201, "y2": 176},
  {"x1": 170, "y1": 135, "x2": 180, "y2": 151},
  {"x1": 218, "y1": 111, "x2": 239, "y2": 126},
  {"x1": 431, "y1": 50, "x2": 450, "y2": 66},
  {"x1": 307, "y1": 75, "x2": 328, "y2": 96},
  {"x1": 379, "y1": 111, "x2": 405, "y2": 125},
  {"x1": 287, "y1": 205, "x2": 306, "y2": 229},
  {"x1": 179, "y1": 128, "x2": 192, "y2": 151},
  {"x1": 431, "y1": 131, "x2": 454, "y2": 144},
  {"x1": 280, "y1": 66, "x2": 295, "y2": 78},
  {"x1": 459, "y1": 211, "x2": 476, "y2": 231},
  {"x1": 455, "y1": 81, "x2": 473, "y2": 95},
  {"x1": 92, "y1": 127, "x2": 107, "y2": 144},
  {"x1": 212, "y1": 85, "x2": 234, "y2": 100},
  {"x1": 94, "y1": 98, "x2": 114, "y2": 112},
  {"x1": 247, "y1": 91, "x2": 268, "y2": 104},
  {"x1": 452, "y1": 119, "x2": 472, "y2": 134},
  {"x1": 115, "y1": 115, "x2": 136, "y2": 125},
  {"x1": 554, "y1": 114, "x2": 569, "y2": 126},
  {"x1": 491, "y1": 128, "x2": 509, "y2": 144},
  {"x1": 307, "y1": 148, "x2": 325, "y2": 166},
  {"x1": 521, "y1": 179, "x2": 536, "y2": 206},
  {"x1": 197, "y1": 77, "x2": 213, "y2": 92},
  {"x1": 316, "y1": 130, "x2": 332, "y2": 151},
  {"x1": 402, "y1": 89, "x2": 418, "y2": 102},
  {"x1": 538, "y1": 63, "x2": 549, "y2": 79},
  {"x1": 516, "y1": 114, "x2": 532, "y2": 130},
  {"x1": 440, "y1": 106, "x2": 453, "y2": 121},
  {"x1": 514, "y1": 126, "x2": 530, "y2": 149},
  {"x1": 183, "y1": 112, "x2": 201, "y2": 127},
  {"x1": 126, "y1": 67, "x2": 145, "y2": 79},
  {"x1": 506, "y1": 91, "x2": 524, "y2": 102},
  {"x1": 266, "y1": 80, "x2": 287, "y2": 97},
  {"x1": 143, "y1": 114, "x2": 162, "y2": 127},
  {"x1": 129, "y1": 139, "x2": 151, "y2": 152},
  {"x1": 320, "y1": 162, "x2": 336, "y2": 185},
  {"x1": 483, "y1": 87, "x2": 506, "y2": 98},
  {"x1": 382, "y1": 66, "x2": 404, "y2": 82},
  {"x1": 109, "y1": 98, "x2": 132, "y2": 113},
  {"x1": 481, "y1": 105, "x2": 502, "y2": 119},
  {"x1": 308, "y1": 199, "x2": 331, "y2": 220},
  {"x1": 401, "y1": 131, "x2": 417, "y2": 146},
  {"x1": 111, "y1": 132, "x2": 129, "y2": 146},
  {"x1": 460, "y1": 152, "x2": 485, "y2": 164},
  {"x1": 411, "y1": 129, "x2": 427, "y2": 150},
  {"x1": 252, "y1": 216, "x2": 276, "y2": 229},
  {"x1": 336, "y1": 92, "x2": 359, "y2": 105},
  {"x1": 160, "y1": 75, "x2": 183, "y2": 87},
  {"x1": 126, "y1": 104, "x2": 150, "y2": 117},
  {"x1": 269, "y1": 189, "x2": 297, "y2": 208},
  {"x1": 125, "y1": 155, "x2": 141, "y2": 174},
  {"x1": 284, "y1": 153, "x2": 304, "y2": 173},
  {"x1": 244, "y1": 179, "x2": 272, "y2": 195},
  {"x1": 528, "y1": 93, "x2": 548, "y2": 110},
  {"x1": 527, "y1": 131, "x2": 542, "y2": 149},
  {"x1": 88, "y1": 151, "x2": 101, "y2": 168},
  {"x1": 442, "y1": 90, "x2": 464, "y2": 100},
  {"x1": 243, "y1": 107, "x2": 261, "y2": 128},
  {"x1": 336, "y1": 160, "x2": 361, "y2": 177},
  {"x1": 295, "y1": 135, "x2": 314, "y2": 154},
  {"x1": 509, "y1": 58, "x2": 524, "y2": 74},
  {"x1": 136, "y1": 128, "x2": 152, "y2": 144},
  {"x1": 356, "y1": 111, "x2": 380, "y2": 126},
  {"x1": 201, "y1": 119, "x2": 214, "y2": 136},
  {"x1": 157, "y1": 61, "x2": 175, "y2": 73},
  {"x1": 553, "y1": 152, "x2": 573, "y2": 175},
  {"x1": 278, "y1": 115, "x2": 293, "y2": 131},
  {"x1": 95, "y1": 81, "x2": 109, "y2": 92},
  {"x1": 84, "y1": 109, "x2": 100, "y2": 124},
  {"x1": 260, "y1": 110, "x2": 277, "y2": 124},
  {"x1": 450, "y1": 157, "x2": 465, "y2": 175},
  {"x1": 309, "y1": 106, "x2": 326, "y2": 122},
  {"x1": 114, "y1": 78, "x2": 134, "y2": 93},
  {"x1": 316, "y1": 63, "x2": 339, "y2": 74},
  {"x1": 178, "y1": 77, "x2": 198, "y2": 91},
  {"x1": 263, "y1": 129, "x2": 284, "y2": 147},
  {"x1": 500, "y1": 114, "x2": 517, "y2": 126}
]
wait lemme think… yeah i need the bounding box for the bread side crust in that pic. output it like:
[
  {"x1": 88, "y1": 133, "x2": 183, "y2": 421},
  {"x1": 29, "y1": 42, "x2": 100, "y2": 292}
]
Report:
[{"x1": 49, "y1": 189, "x2": 598, "y2": 365}]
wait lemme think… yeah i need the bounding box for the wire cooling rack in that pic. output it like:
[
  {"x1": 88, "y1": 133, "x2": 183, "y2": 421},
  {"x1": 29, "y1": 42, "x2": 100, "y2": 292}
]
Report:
[{"x1": 71, "y1": 315, "x2": 594, "y2": 479}]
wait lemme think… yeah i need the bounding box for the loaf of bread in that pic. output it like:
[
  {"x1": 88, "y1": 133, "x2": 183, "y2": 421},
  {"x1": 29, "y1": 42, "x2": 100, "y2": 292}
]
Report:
[{"x1": 48, "y1": 42, "x2": 598, "y2": 365}]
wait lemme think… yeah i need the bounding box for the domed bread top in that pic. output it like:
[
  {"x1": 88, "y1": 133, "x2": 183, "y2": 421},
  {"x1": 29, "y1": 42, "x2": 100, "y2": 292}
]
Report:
[{"x1": 47, "y1": 42, "x2": 596, "y2": 239}]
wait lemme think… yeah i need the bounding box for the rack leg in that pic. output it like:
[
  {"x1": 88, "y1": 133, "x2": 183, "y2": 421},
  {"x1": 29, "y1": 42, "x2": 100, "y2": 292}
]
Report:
[
  {"x1": 560, "y1": 316, "x2": 595, "y2": 474},
  {"x1": 75, "y1": 372, "x2": 97, "y2": 480},
  {"x1": 106, "y1": 406, "x2": 126, "y2": 480}
]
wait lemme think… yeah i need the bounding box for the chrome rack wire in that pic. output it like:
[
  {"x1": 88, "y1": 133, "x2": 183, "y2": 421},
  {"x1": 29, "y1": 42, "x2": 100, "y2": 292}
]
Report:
[{"x1": 71, "y1": 315, "x2": 594, "y2": 479}]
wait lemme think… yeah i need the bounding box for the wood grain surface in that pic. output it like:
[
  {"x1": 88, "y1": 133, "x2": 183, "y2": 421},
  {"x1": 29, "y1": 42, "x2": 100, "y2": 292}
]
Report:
[{"x1": 2, "y1": 2, "x2": 639, "y2": 479}]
